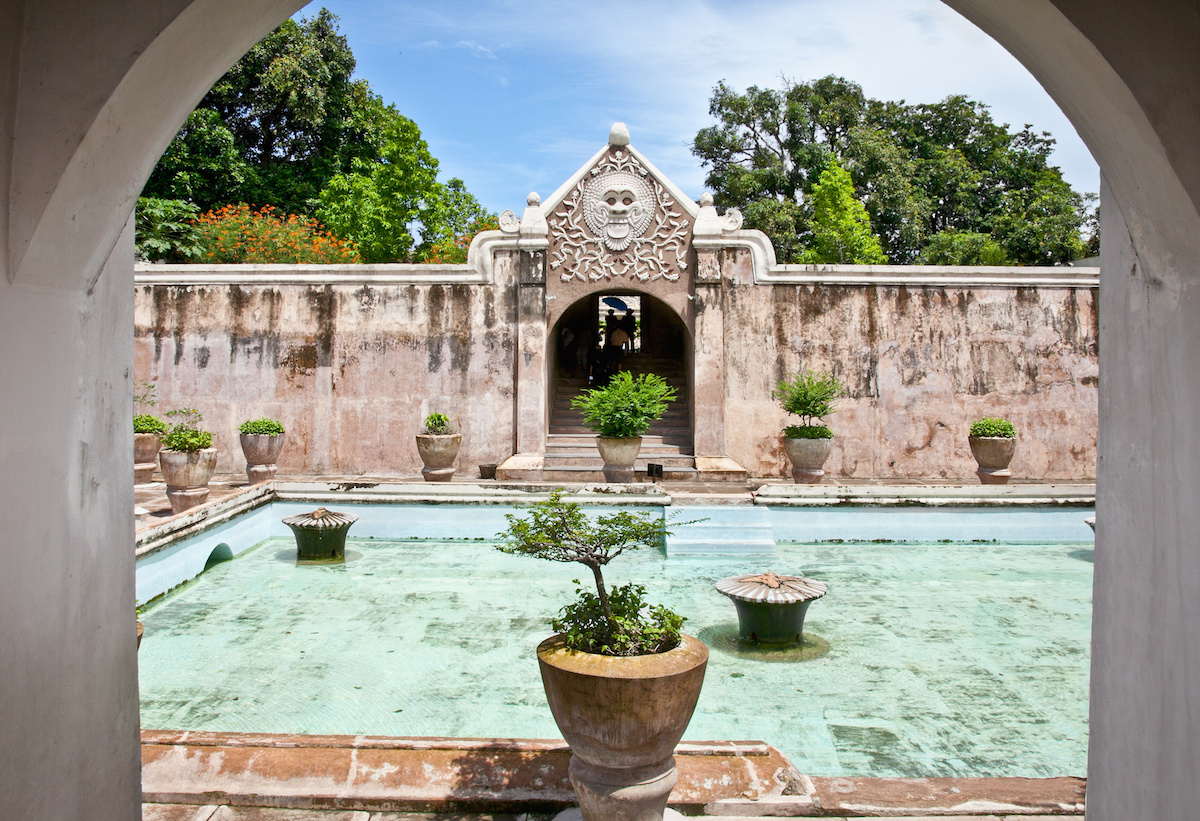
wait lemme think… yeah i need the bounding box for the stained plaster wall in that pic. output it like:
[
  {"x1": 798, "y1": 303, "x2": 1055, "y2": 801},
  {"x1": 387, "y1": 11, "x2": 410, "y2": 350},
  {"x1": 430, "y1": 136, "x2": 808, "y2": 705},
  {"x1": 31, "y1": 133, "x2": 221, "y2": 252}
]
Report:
[
  {"x1": 135, "y1": 259, "x2": 519, "y2": 476},
  {"x1": 136, "y1": 257, "x2": 1097, "y2": 481},
  {"x1": 722, "y1": 278, "x2": 1098, "y2": 480}
]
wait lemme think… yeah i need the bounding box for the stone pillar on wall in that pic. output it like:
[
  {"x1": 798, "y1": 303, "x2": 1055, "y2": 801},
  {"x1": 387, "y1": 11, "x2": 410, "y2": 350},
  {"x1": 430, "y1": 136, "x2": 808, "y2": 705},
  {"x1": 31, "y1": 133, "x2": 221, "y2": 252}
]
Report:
[
  {"x1": 691, "y1": 194, "x2": 749, "y2": 480},
  {"x1": 499, "y1": 194, "x2": 550, "y2": 479}
]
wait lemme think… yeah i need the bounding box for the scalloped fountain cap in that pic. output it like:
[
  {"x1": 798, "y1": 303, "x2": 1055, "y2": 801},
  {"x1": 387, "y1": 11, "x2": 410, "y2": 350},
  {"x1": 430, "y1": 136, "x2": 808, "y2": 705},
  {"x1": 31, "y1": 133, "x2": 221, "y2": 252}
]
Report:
[
  {"x1": 715, "y1": 570, "x2": 827, "y2": 604},
  {"x1": 281, "y1": 507, "x2": 360, "y2": 530}
]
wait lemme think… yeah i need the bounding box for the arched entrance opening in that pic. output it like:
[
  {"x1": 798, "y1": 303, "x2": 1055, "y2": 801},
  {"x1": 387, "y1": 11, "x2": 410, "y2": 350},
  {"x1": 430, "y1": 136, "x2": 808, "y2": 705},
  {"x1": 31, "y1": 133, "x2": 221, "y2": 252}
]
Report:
[{"x1": 546, "y1": 291, "x2": 694, "y2": 480}]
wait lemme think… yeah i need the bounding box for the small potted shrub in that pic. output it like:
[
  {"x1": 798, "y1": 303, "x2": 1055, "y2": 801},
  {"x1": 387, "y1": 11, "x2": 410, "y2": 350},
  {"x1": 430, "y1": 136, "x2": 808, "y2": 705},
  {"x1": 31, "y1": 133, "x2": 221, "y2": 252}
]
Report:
[
  {"x1": 775, "y1": 369, "x2": 846, "y2": 483},
  {"x1": 571, "y1": 370, "x2": 676, "y2": 482},
  {"x1": 498, "y1": 491, "x2": 707, "y2": 821},
  {"x1": 415, "y1": 411, "x2": 461, "y2": 482},
  {"x1": 158, "y1": 408, "x2": 217, "y2": 514},
  {"x1": 133, "y1": 379, "x2": 166, "y2": 483},
  {"x1": 968, "y1": 417, "x2": 1017, "y2": 484},
  {"x1": 238, "y1": 417, "x2": 286, "y2": 485}
]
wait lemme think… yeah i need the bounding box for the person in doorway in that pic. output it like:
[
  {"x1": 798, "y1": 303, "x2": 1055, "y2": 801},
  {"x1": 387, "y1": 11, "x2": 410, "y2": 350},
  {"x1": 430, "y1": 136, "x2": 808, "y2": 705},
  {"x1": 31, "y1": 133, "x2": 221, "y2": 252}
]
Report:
[
  {"x1": 619, "y1": 309, "x2": 637, "y2": 353},
  {"x1": 559, "y1": 324, "x2": 577, "y2": 376}
]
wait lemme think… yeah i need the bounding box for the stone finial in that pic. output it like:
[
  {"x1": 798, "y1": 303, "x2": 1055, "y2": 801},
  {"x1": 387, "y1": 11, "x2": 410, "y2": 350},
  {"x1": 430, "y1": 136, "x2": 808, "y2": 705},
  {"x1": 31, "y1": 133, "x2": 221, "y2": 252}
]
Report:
[
  {"x1": 520, "y1": 191, "x2": 548, "y2": 237},
  {"x1": 609, "y1": 122, "x2": 630, "y2": 147},
  {"x1": 700, "y1": 192, "x2": 714, "y2": 207}
]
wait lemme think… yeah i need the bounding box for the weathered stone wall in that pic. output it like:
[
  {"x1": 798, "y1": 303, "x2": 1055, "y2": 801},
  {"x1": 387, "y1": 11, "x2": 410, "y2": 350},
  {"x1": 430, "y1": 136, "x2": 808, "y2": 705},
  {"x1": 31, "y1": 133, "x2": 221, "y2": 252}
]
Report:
[
  {"x1": 717, "y1": 252, "x2": 1098, "y2": 479},
  {"x1": 135, "y1": 259, "x2": 519, "y2": 477},
  {"x1": 135, "y1": 258, "x2": 1097, "y2": 481}
]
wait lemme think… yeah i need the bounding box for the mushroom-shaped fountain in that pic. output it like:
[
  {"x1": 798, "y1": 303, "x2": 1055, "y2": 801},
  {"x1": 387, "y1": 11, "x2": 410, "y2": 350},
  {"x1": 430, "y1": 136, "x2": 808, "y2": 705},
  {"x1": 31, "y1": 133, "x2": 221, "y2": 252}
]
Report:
[
  {"x1": 716, "y1": 570, "x2": 827, "y2": 645},
  {"x1": 282, "y1": 507, "x2": 359, "y2": 561}
]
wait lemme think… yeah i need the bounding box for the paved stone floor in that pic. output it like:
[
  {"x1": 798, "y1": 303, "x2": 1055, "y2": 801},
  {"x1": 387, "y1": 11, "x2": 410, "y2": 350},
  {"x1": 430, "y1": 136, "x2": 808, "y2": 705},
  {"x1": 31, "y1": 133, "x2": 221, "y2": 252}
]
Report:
[{"x1": 143, "y1": 810, "x2": 1078, "y2": 820}]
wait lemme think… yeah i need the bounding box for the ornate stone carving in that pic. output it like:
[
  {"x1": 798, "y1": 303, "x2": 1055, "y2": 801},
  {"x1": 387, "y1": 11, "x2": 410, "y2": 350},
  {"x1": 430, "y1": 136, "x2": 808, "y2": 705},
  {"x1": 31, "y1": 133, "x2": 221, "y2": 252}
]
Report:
[
  {"x1": 549, "y1": 150, "x2": 690, "y2": 283},
  {"x1": 499, "y1": 210, "x2": 521, "y2": 233}
]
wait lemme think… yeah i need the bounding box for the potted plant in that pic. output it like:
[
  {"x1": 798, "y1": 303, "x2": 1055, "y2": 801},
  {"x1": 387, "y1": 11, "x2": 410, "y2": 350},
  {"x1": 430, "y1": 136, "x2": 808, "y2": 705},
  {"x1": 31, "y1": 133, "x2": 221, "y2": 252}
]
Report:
[
  {"x1": 415, "y1": 412, "x2": 461, "y2": 482},
  {"x1": 498, "y1": 491, "x2": 707, "y2": 821},
  {"x1": 968, "y1": 417, "x2": 1017, "y2": 484},
  {"x1": 238, "y1": 417, "x2": 286, "y2": 485},
  {"x1": 158, "y1": 408, "x2": 217, "y2": 514},
  {"x1": 133, "y1": 379, "x2": 166, "y2": 483},
  {"x1": 775, "y1": 369, "x2": 846, "y2": 483},
  {"x1": 571, "y1": 371, "x2": 676, "y2": 482}
]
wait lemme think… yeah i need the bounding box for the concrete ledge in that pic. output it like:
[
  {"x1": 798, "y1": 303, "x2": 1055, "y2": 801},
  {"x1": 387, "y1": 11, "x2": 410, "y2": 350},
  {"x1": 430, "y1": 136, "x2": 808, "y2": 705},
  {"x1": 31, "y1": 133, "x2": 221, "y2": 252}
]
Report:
[
  {"x1": 754, "y1": 483, "x2": 1096, "y2": 507},
  {"x1": 141, "y1": 732, "x2": 805, "y2": 814}
]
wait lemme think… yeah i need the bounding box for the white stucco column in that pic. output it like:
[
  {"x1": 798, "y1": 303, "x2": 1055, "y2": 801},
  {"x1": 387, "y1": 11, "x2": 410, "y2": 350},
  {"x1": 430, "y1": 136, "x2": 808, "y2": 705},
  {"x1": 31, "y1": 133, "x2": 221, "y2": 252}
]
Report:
[
  {"x1": 692, "y1": 249, "x2": 726, "y2": 457},
  {"x1": 1088, "y1": 177, "x2": 1200, "y2": 818},
  {"x1": 515, "y1": 250, "x2": 548, "y2": 455},
  {"x1": 0, "y1": 217, "x2": 141, "y2": 819}
]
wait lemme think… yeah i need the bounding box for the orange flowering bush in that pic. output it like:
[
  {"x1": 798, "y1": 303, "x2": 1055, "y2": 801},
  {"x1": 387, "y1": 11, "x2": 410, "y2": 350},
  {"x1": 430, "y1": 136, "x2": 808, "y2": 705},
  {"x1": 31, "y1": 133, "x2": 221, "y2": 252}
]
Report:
[
  {"x1": 194, "y1": 203, "x2": 361, "y2": 264},
  {"x1": 426, "y1": 215, "x2": 500, "y2": 264}
]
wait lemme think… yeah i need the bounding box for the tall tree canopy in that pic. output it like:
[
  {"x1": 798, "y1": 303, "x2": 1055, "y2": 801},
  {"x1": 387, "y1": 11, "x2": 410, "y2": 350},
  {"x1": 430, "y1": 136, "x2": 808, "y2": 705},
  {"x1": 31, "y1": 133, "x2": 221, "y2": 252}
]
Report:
[
  {"x1": 692, "y1": 76, "x2": 1093, "y2": 265},
  {"x1": 140, "y1": 8, "x2": 491, "y2": 262}
]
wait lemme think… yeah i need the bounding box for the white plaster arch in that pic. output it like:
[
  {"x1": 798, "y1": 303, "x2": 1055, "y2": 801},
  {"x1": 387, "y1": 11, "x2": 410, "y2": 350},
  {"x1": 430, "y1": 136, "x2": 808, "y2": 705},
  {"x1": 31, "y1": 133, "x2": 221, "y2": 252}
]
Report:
[{"x1": 5, "y1": 2, "x2": 1200, "y2": 820}]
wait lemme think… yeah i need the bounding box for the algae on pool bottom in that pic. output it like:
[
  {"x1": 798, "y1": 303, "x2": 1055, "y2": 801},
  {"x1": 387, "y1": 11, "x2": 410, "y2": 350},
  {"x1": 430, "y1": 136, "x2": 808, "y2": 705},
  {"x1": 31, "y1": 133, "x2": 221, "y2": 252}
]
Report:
[{"x1": 138, "y1": 536, "x2": 1092, "y2": 778}]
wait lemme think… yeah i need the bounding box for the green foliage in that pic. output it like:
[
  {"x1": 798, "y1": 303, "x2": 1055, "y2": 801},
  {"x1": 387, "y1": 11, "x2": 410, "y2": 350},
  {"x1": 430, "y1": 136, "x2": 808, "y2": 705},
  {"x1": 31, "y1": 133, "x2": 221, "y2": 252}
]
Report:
[
  {"x1": 571, "y1": 371, "x2": 677, "y2": 438},
  {"x1": 553, "y1": 582, "x2": 684, "y2": 656},
  {"x1": 970, "y1": 417, "x2": 1017, "y2": 438},
  {"x1": 135, "y1": 198, "x2": 203, "y2": 262},
  {"x1": 422, "y1": 412, "x2": 453, "y2": 434},
  {"x1": 134, "y1": 379, "x2": 158, "y2": 411},
  {"x1": 783, "y1": 424, "x2": 833, "y2": 440},
  {"x1": 775, "y1": 369, "x2": 846, "y2": 429},
  {"x1": 917, "y1": 229, "x2": 1011, "y2": 265},
  {"x1": 692, "y1": 76, "x2": 1092, "y2": 265},
  {"x1": 497, "y1": 490, "x2": 686, "y2": 656},
  {"x1": 161, "y1": 408, "x2": 214, "y2": 452},
  {"x1": 140, "y1": 8, "x2": 491, "y2": 263},
  {"x1": 426, "y1": 214, "x2": 501, "y2": 264},
  {"x1": 134, "y1": 415, "x2": 168, "y2": 435},
  {"x1": 797, "y1": 159, "x2": 887, "y2": 264},
  {"x1": 239, "y1": 417, "x2": 285, "y2": 436},
  {"x1": 193, "y1": 203, "x2": 360, "y2": 263}
]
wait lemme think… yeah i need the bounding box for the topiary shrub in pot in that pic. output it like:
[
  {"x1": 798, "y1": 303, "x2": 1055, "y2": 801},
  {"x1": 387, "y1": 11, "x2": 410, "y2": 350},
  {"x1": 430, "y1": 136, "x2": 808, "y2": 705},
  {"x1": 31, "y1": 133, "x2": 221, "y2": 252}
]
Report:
[
  {"x1": 571, "y1": 370, "x2": 676, "y2": 483},
  {"x1": 134, "y1": 414, "x2": 167, "y2": 484},
  {"x1": 238, "y1": 417, "x2": 286, "y2": 485},
  {"x1": 498, "y1": 491, "x2": 706, "y2": 821},
  {"x1": 968, "y1": 417, "x2": 1017, "y2": 484},
  {"x1": 774, "y1": 369, "x2": 846, "y2": 483},
  {"x1": 158, "y1": 408, "x2": 217, "y2": 514},
  {"x1": 415, "y1": 412, "x2": 461, "y2": 482},
  {"x1": 133, "y1": 378, "x2": 166, "y2": 483}
]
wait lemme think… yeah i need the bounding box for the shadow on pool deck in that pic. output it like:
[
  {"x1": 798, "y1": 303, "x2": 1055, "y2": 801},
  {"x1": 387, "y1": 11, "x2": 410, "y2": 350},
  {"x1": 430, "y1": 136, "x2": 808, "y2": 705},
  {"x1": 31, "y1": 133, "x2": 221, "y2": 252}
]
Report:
[{"x1": 136, "y1": 475, "x2": 1092, "y2": 819}]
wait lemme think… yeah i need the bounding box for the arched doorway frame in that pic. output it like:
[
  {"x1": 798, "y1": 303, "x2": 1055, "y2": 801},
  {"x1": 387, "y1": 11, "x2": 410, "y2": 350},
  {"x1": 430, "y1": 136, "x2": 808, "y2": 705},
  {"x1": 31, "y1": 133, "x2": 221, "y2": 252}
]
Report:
[{"x1": 5, "y1": 3, "x2": 1200, "y2": 819}]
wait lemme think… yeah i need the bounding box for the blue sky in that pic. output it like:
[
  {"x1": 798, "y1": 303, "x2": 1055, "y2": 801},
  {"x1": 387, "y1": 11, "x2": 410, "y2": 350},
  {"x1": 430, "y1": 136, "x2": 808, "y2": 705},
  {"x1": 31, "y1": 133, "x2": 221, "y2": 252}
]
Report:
[{"x1": 308, "y1": 0, "x2": 1100, "y2": 217}]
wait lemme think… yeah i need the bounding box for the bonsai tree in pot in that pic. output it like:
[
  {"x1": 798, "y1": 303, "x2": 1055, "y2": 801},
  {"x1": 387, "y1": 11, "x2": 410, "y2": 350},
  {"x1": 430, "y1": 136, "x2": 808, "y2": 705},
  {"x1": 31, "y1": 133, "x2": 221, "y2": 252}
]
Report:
[
  {"x1": 968, "y1": 417, "x2": 1017, "y2": 484},
  {"x1": 774, "y1": 369, "x2": 846, "y2": 483},
  {"x1": 133, "y1": 379, "x2": 166, "y2": 483},
  {"x1": 415, "y1": 411, "x2": 461, "y2": 482},
  {"x1": 498, "y1": 491, "x2": 707, "y2": 821},
  {"x1": 571, "y1": 370, "x2": 676, "y2": 482},
  {"x1": 238, "y1": 417, "x2": 286, "y2": 485},
  {"x1": 158, "y1": 408, "x2": 217, "y2": 514}
]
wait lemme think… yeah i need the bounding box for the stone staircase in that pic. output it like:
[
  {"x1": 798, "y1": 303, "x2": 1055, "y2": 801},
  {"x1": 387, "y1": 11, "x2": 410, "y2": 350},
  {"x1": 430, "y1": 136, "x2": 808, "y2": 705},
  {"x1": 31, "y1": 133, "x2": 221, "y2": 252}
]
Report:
[{"x1": 543, "y1": 357, "x2": 694, "y2": 482}]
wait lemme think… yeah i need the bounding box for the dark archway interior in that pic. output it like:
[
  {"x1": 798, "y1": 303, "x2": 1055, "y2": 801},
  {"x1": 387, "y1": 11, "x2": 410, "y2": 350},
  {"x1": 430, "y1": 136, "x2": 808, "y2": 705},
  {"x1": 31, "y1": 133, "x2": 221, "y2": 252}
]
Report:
[{"x1": 549, "y1": 291, "x2": 693, "y2": 452}]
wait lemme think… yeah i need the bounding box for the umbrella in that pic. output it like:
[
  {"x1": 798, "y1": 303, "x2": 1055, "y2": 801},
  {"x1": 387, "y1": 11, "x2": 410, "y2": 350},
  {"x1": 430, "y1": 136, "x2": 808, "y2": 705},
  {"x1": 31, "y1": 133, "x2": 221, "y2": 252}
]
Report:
[{"x1": 601, "y1": 296, "x2": 628, "y2": 312}]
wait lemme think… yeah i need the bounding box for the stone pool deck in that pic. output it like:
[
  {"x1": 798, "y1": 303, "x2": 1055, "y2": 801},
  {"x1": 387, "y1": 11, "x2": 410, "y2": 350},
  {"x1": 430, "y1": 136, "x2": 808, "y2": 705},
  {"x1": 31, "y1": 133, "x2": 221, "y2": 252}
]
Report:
[{"x1": 136, "y1": 475, "x2": 1093, "y2": 819}]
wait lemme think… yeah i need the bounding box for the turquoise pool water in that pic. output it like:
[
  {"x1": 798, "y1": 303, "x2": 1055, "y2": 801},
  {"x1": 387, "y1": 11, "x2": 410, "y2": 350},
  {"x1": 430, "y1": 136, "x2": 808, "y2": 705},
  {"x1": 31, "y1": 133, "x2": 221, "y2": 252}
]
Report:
[{"x1": 138, "y1": 531, "x2": 1093, "y2": 778}]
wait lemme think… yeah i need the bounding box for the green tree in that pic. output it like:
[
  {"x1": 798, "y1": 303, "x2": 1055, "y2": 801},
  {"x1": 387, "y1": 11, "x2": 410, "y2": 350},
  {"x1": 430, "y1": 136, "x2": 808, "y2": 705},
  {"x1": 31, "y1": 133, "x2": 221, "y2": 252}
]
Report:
[
  {"x1": 693, "y1": 76, "x2": 1092, "y2": 265},
  {"x1": 917, "y1": 230, "x2": 1011, "y2": 266},
  {"x1": 135, "y1": 198, "x2": 203, "y2": 262},
  {"x1": 799, "y1": 160, "x2": 887, "y2": 264}
]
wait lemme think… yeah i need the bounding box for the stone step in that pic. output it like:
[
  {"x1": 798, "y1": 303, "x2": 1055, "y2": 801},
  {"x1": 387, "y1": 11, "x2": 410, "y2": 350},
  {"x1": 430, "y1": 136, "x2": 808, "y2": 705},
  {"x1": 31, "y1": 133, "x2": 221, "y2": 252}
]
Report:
[
  {"x1": 665, "y1": 505, "x2": 778, "y2": 557},
  {"x1": 539, "y1": 464, "x2": 698, "y2": 482},
  {"x1": 543, "y1": 454, "x2": 697, "y2": 469}
]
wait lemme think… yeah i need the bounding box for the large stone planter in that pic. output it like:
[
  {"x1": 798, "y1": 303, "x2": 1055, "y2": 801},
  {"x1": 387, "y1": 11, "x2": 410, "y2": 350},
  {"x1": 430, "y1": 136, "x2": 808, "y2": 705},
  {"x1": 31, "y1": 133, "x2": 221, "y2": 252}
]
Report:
[
  {"x1": 416, "y1": 433, "x2": 461, "y2": 482},
  {"x1": 134, "y1": 432, "x2": 162, "y2": 484},
  {"x1": 783, "y1": 437, "x2": 833, "y2": 483},
  {"x1": 158, "y1": 448, "x2": 218, "y2": 514},
  {"x1": 240, "y1": 432, "x2": 285, "y2": 485},
  {"x1": 968, "y1": 435, "x2": 1016, "y2": 484},
  {"x1": 596, "y1": 435, "x2": 642, "y2": 483},
  {"x1": 537, "y1": 633, "x2": 708, "y2": 821}
]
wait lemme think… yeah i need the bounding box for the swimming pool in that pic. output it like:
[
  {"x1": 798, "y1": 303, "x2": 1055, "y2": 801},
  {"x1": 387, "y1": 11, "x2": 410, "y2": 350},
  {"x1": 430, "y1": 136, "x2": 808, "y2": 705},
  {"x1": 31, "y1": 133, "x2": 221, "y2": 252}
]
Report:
[{"x1": 137, "y1": 500, "x2": 1093, "y2": 779}]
